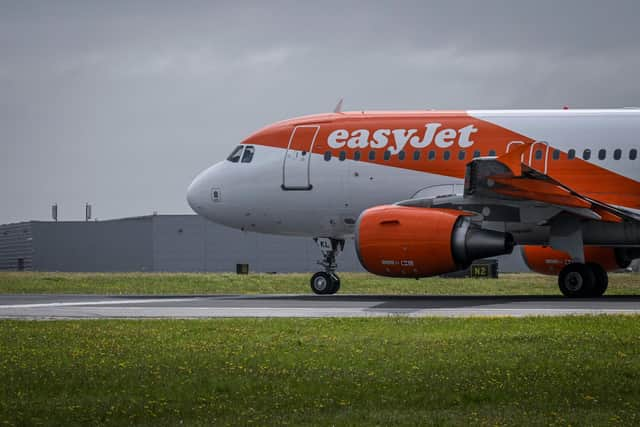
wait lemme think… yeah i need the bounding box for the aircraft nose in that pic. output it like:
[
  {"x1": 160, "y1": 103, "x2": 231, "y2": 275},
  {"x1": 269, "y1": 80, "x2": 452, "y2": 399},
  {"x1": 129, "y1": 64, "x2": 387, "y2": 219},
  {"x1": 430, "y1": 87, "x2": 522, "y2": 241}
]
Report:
[
  {"x1": 187, "y1": 168, "x2": 214, "y2": 216},
  {"x1": 187, "y1": 162, "x2": 225, "y2": 218},
  {"x1": 186, "y1": 174, "x2": 205, "y2": 215}
]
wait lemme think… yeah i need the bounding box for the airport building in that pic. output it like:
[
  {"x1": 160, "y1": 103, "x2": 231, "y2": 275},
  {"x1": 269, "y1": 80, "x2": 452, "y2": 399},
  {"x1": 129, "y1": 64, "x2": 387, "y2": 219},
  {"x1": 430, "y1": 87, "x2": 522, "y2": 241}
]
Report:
[{"x1": 0, "y1": 214, "x2": 531, "y2": 273}]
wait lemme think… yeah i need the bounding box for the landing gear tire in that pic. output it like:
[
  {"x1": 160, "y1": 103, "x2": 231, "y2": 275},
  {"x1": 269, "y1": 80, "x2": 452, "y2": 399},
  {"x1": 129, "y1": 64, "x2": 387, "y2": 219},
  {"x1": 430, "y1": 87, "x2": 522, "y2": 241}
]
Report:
[
  {"x1": 329, "y1": 273, "x2": 341, "y2": 294},
  {"x1": 310, "y1": 272, "x2": 340, "y2": 295},
  {"x1": 586, "y1": 262, "x2": 608, "y2": 297},
  {"x1": 558, "y1": 263, "x2": 596, "y2": 298}
]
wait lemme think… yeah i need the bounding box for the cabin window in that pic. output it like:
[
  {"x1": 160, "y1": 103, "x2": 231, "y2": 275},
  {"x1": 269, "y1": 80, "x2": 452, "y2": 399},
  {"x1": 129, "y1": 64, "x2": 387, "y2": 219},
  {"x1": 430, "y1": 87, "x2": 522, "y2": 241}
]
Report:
[
  {"x1": 535, "y1": 149, "x2": 543, "y2": 160},
  {"x1": 428, "y1": 150, "x2": 436, "y2": 160},
  {"x1": 339, "y1": 151, "x2": 346, "y2": 161},
  {"x1": 488, "y1": 149, "x2": 496, "y2": 156},
  {"x1": 443, "y1": 150, "x2": 451, "y2": 161},
  {"x1": 613, "y1": 149, "x2": 622, "y2": 160},
  {"x1": 226, "y1": 145, "x2": 243, "y2": 163},
  {"x1": 598, "y1": 149, "x2": 606, "y2": 160},
  {"x1": 384, "y1": 150, "x2": 391, "y2": 161},
  {"x1": 324, "y1": 151, "x2": 332, "y2": 161},
  {"x1": 568, "y1": 149, "x2": 576, "y2": 159},
  {"x1": 630, "y1": 149, "x2": 638, "y2": 160},
  {"x1": 398, "y1": 150, "x2": 406, "y2": 161},
  {"x1": 552, "y1": 149, "x2": 560, "y2": 160},
  {"x1": 368, "y1": 150, "x2": 376, "y2": 161},
  {"x1": 458, "y1": 150, "x2": 466, "y2": 161},
  {"x1": 241, "y1": 146, "x2": 255, "y2": 163},
  {"x1": 583, "y1": 149, "x2": 591, "y2": 160},
  {"x1": 413, "y1": 151, "x2": 421, "y2": 161},
  {"x1": 473, "y1": 150, "x2": 481, "y2": 158},
  {"x1": 354, "y1": 151, "x2": 361, "y2": 161}
]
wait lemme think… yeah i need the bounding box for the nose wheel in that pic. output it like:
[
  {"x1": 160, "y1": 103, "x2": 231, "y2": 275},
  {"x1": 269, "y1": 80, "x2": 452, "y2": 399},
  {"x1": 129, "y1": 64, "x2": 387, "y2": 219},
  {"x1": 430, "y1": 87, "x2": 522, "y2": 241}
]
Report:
[
  {"x1": 310, "y1": 272, "x2": 341, "y2": 295},
  {"x1": 310, "y1": 237, "x2": 344, "y2": 295}
]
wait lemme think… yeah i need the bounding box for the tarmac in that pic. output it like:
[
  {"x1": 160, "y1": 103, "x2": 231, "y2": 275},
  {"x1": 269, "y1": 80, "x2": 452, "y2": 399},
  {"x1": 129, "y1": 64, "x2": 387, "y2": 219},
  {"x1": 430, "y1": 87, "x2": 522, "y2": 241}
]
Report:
[{"x1": 1, "y1": 294, "x2": 640, "y2": 318}]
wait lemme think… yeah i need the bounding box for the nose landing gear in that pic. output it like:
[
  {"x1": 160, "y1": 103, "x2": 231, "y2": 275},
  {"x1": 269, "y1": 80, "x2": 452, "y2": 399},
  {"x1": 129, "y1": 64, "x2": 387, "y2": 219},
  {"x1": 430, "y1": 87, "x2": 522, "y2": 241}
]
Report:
[{"x1": 310, "y1": 237, "x2": 344, "y2": 295}]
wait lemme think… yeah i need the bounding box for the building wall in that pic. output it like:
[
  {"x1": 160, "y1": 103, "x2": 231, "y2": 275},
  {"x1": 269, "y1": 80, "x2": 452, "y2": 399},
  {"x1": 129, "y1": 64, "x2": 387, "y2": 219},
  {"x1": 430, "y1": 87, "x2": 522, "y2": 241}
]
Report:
[
  {"x1": 30, "y1": 218, "x2": 153, "y2": 272},
  {"x1": 151, "y1": 215, "x2": 364, "y2": 273},
  {"x1": 0, "y1": 222, "x2": 33, "y2": 270},
  {"x1": 152, "y1": 215, "x2": 206, "y2": 272}
]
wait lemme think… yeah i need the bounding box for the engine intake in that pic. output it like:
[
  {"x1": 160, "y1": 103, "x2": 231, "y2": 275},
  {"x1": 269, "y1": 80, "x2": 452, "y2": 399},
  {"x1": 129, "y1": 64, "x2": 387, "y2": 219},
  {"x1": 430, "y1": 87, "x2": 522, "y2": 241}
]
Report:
[{"x1": 355, "y1": 205, "x2": 514, "y2": 277}]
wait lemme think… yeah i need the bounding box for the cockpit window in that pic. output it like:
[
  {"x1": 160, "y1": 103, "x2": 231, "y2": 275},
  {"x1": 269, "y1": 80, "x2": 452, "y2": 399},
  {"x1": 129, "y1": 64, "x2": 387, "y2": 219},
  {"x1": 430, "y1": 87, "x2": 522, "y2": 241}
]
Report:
[
  {"x1": 241, "y1": 146, "x2": 255, "y2": 163},
  {"x1": 227, "y1": 145, "x2": 243, "y2": 163}
]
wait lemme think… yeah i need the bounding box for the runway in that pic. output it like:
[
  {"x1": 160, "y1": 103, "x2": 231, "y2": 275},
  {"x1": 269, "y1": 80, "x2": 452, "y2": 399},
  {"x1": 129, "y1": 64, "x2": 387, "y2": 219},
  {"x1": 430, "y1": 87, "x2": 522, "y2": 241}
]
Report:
[{"x1": 1, "y1": 294, "x2": 640, "y2": 318}]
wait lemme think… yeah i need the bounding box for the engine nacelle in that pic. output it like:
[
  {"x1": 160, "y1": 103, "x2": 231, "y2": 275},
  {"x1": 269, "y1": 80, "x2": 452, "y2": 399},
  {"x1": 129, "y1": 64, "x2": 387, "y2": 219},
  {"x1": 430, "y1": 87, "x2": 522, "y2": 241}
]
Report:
[
  {"x1": 522, "y1": 246, "x2": 639, "y2": 275},
  {"x1": 355, "y1": 205, "x2": 515, "y2": 277}
]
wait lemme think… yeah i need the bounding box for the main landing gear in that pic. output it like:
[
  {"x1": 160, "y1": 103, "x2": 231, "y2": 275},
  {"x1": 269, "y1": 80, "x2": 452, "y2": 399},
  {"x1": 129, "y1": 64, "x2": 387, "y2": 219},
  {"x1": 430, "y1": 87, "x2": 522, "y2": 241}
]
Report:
[
  {"x1": 558, "y1": 262, "x2": 608, "y2": 298},
  {"x1": 310, "y1": 237, "x2": 344, "y2": 295}
]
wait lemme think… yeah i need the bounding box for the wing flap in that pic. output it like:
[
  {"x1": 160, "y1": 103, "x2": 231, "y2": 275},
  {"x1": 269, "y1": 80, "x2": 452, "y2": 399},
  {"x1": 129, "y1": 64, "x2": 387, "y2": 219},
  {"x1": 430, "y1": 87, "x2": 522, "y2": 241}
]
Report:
[
  {"x1": 465, "y1": 142, "x2": 637, "y2": 223},
  {"x1": 490, "y1": 176, "x2": 592, "y2": 209}
]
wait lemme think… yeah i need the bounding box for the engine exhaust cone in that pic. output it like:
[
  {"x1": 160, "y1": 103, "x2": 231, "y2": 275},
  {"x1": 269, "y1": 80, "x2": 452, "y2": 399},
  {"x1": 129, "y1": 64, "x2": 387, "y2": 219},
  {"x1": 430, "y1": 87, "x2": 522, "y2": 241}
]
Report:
[{"x1": 452, "y1": 217, "x2": 514, "y2": 266}]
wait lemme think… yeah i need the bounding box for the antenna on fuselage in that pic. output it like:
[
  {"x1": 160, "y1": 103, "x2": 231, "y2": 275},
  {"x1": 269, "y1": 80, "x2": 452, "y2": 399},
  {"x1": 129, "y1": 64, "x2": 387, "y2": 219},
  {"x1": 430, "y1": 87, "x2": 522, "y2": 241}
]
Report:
[{"x1": 333, "y1": 98, "x2": 344, "y2": 113}]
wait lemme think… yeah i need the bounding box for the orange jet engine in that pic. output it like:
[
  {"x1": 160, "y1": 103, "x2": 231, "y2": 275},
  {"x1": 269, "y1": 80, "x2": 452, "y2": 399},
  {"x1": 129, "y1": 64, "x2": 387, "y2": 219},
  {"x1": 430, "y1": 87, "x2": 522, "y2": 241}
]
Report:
[
  {"x1": 522, "y1": 246, "x2": 636, "y2": 275},
  {"x1": 355, "y1": 205, "x2": 515, "y2": 277}
]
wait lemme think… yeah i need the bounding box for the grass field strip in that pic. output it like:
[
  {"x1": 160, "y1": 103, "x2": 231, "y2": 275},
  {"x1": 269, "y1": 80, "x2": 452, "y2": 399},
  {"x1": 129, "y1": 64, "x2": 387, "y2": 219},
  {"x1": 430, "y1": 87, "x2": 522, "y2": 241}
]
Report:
[
  {"x1": 409, "y1": 307, "x2": 640, "y2": 317},
  {"x1": 1, "y1": 272, "x2": 638, "y2": 297},
  {"x1": 2, "y1": 317, "x2": 639, "y2": 425}
]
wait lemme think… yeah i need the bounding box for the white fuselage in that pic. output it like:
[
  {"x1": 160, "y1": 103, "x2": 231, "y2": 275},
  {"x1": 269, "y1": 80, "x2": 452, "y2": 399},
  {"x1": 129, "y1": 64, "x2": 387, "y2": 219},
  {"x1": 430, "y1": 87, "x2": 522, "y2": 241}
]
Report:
[{"x1": 187, "y1": 110, "x2": 640, "y2": 239}]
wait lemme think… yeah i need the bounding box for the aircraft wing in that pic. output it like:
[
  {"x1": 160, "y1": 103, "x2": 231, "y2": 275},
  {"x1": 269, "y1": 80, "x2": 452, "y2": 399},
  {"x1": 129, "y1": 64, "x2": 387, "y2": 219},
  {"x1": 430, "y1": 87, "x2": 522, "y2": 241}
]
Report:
[{"x1": 462, "y1": 142, "x2": 640, "y2": 223}]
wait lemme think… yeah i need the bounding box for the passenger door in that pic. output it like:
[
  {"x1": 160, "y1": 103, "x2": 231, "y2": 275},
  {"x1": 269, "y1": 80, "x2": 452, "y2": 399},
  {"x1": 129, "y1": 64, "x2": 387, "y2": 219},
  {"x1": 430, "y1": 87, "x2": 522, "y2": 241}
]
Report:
[{"x1": 282, "y1": 125, "x2": 319, "y2": 190}]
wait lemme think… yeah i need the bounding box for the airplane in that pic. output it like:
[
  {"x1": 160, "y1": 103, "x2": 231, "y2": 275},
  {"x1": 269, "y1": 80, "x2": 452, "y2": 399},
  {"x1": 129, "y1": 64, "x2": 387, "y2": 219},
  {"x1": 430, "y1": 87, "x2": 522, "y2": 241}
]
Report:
[{"x1": 187, "y1": 104, "x2": 640, "y2": 297}]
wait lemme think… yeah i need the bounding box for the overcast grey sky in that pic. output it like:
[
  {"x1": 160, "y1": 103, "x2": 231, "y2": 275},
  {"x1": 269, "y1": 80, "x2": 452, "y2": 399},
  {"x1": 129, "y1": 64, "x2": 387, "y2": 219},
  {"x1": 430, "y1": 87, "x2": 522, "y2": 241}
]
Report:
[{"x1": 2, "y1": 0, "x2": 640, "y2": 224}]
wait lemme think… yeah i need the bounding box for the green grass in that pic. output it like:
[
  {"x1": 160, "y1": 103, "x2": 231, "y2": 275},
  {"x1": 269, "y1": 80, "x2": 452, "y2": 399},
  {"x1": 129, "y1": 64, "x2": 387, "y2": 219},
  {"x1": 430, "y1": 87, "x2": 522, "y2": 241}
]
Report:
[
  {"x1": 0, "y1": 271, "x2": 638, "y2": 295},
  {"x1": 1, "y1": 317, "x2": 640, "y2": 426}
]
